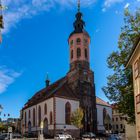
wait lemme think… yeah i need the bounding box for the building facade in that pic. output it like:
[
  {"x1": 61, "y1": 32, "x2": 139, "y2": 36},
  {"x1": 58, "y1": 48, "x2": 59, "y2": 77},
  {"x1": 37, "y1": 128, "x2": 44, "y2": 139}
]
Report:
[
  {"x1": 126, "y1": 37, "x2": 140, "y2": 140},
  {"x1": 96, "y1": 97, "x2": 112, "y2": 134},
  {"x1": 111, "y1": 104, "x2": 127, "y2": 134},
  {"x1": 21, "y1": 5, "x2": 97, "y2": 137},
  {"x1": 21, "y1": 95, "x2": 79, "y2": 137}
]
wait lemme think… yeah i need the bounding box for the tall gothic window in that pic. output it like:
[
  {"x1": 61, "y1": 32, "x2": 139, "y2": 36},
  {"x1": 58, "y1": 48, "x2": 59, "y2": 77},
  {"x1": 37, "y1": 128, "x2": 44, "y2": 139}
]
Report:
[
  {"x1": 25, "y1": 112, "x2": 27, "y2": 127},
  {"x1": 77, "y1": 48, "x2": 81, "y2": 58},
  {"x1": 77, "y1": 38, "x2": 81, "y2": 45},
  {"x1": 71, "y1": 50, "x2": 73, "y2": 59},
  {"x1": 65, "y1": 102, "x2": 71, "y2": 124},
  {"x1": 38, "y1": 106, "x2": 41, "y2": 126},
  {"x1": 44, "y1": 103, "x2": 47, "y2": 115},
  {"x1": 28, "y1": 110, "x2": 30, "y2": 119},
  {"x1": 103, "y1": 108, "x2": 106, "y2": 125},
  {"x1": 85, "y1": 49, "x2": 88, "y2": 58},
  {"x1": 50, "y1": 111, "x2": 53, "y2": 125},
  {"x1": 33, "y1": 108, "x2": 35, "y2": 127}
]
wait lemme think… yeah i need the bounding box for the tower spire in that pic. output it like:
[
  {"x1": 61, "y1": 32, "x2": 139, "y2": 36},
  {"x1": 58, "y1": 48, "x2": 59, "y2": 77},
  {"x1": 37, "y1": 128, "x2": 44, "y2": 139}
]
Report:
[
  {"x1": 45, "y1": 73, "x2": 50, "y2": 87},
  {"x1": 77, "y1": 0, "x2": 80, "y2": 12}
]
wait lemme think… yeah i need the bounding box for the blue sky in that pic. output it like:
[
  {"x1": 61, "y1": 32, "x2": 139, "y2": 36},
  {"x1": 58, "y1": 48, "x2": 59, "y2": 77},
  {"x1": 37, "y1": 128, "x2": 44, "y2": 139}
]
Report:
[{"x1": 0, "y1": 0, "x2": 140, "y2": 119}]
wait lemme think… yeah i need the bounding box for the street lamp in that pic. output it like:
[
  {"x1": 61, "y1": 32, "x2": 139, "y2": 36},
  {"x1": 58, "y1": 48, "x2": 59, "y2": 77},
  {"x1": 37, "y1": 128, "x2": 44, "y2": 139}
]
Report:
[
  {"x1": 0, "y1": 105, "x2": 3, "y2": 115},
  {"x1": 39, "y1": 121, "x2": 44, "y2": 140},
  {"x1": 0, "y1": 105, "x2": 3, "y2": 122}
]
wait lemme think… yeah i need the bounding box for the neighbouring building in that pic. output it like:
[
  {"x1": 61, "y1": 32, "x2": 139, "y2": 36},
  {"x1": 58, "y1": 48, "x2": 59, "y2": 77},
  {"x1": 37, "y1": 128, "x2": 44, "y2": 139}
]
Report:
[
  {"x1": 111, "y1": 104, "x2": 127, "y2": 134},
  {"x1": 126, "y1": 37, "x2": 140, "y2": 140},
  {"x1": 1, "y1": 118, "x2": 21, "y2": 133},
  {"x1": 21, "y1": 3, "x2": 97, "y2": 137},
  {"x1": 96, "y1": 97, "x2": 112, "y2": 134}
]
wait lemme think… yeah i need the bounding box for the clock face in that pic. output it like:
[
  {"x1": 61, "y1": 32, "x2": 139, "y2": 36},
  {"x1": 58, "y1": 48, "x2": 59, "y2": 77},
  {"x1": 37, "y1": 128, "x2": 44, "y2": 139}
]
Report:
[
  {"x1": 83, "y1": 71, "x2": 87, "y2": 75},
  {"x1": 88, "y1": 77, "x2": 90, "y2": 82}
]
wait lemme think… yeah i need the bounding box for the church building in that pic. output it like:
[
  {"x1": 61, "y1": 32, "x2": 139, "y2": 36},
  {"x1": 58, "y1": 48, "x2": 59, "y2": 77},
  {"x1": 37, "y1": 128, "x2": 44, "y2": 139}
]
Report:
[{"x1": 21, "y1": 2, "x2": 100, "y2": 137}]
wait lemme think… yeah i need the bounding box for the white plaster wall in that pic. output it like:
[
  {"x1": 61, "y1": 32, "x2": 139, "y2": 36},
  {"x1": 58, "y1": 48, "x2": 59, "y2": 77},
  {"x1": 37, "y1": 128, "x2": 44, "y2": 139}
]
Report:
[
  {"x1": 96, "y1": 104, "x2": 112, "y2": 132},
  {"x1": 22, "y1": 98, "x2": 54, "y2": 132},
  {"x1": 55, "y1": 97, "x2": 79, "y2": 130}
]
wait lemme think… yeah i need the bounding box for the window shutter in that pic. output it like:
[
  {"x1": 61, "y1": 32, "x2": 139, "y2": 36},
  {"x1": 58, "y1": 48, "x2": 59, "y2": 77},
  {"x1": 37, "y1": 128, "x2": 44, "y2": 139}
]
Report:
[{"x1": 138, "y1": 58, "x2": 140, "y2": 77}]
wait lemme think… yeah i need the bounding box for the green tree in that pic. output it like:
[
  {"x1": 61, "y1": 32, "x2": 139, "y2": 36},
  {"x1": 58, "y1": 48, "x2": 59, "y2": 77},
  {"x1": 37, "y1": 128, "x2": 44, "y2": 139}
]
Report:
[
  {"x1": 71, "y1": 108, "x2": 84, "y2": 129},
  {"x1": 104, "y1": 114, "x2": 111, "y2": 132},
  {"x1": 0, "y1": 124, "x2": 7, "y2": 132},
  {"x1": 102, "y1": 8, "x2": 140, "y2": 124}
]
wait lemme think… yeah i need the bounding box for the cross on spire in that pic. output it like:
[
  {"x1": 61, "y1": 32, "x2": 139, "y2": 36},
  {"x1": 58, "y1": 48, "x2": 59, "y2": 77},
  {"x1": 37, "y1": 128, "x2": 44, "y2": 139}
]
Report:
[{"x1": 77, "y1": 0, "x2": 80, "y2": 12}]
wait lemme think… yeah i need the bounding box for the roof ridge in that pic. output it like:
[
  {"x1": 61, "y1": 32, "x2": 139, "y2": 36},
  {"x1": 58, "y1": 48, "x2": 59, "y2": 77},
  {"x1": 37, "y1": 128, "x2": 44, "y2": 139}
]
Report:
[
  {"x1": 47, "y1": 77, "x2": 67, "y2": 98},
  {"x1": 96, "y1": 96, "x2": 110, "y2": 106}
]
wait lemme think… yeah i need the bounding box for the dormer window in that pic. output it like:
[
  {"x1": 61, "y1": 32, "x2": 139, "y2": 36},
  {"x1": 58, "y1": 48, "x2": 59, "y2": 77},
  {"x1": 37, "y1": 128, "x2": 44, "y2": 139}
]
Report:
[{"x1": 77, "y1": 38, "x2": 81, "y2": 45}]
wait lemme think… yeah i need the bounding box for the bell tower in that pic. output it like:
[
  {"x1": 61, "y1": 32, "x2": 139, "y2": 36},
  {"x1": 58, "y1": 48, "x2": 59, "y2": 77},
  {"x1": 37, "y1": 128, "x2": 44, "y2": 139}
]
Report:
[
  {"x1": 68, "y1": 1, "x2": 90, "y2": 71},
  {"x1": 67, "y1": 0, "x2": 97, "y2": 134}
]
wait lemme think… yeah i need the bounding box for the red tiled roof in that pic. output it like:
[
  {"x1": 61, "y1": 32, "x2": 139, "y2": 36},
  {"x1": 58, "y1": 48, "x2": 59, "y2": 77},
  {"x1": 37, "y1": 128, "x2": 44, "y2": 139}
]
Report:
[
  {"x1": 96, "y1": 97, "x2": 110, "y2": 107},
  {"x1": 23, "y1": 76, "x2": 79, "y2": 110}
]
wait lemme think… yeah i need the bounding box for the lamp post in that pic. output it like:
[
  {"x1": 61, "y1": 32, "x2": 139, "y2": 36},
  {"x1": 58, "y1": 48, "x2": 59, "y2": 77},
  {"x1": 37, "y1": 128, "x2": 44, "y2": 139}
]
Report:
[
  {"x1": 0, "y1": 105, "x2": 3, "y2": 125},
  {"x1": 0, "y1": 105, "x2": 3, "y2": 116},
  {"x1": 39, "y1": 121, "x2": 44, "y2": 140}
]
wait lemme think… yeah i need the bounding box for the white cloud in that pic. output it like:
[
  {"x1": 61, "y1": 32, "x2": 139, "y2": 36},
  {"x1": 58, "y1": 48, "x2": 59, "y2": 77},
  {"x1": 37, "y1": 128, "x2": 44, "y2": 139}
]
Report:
[
  {"x1": 102, "y1": 0, "x2": 124, "y2": 11},
  {"x1": 104, "y1": 0, "x2": 124, "y2": 7},
  {"x1": 0, "y1": 66, "x2": 21, "y2": 94},
  {"x1": 2, "y1": 0, "x2": 96, "y2": 34},
  {"x1": 95, "y1": 29, "x2": 100, "y2": 33},
  {"x1": 124, "y1": 3, "x2": 130, "y2": 9}
]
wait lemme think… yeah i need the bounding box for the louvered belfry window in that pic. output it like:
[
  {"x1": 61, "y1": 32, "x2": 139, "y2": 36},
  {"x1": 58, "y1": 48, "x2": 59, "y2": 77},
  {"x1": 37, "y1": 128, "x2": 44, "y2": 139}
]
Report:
[
  {"x1": 65, "y1": 102, "x2": 71, "y2": 124},
  {"x1": 77, "y1": 48, "x2": 81, "y2": 58}
]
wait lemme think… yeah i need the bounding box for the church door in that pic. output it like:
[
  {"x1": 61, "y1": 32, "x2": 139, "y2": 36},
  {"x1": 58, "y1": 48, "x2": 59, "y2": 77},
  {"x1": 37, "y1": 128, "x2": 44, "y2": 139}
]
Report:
[
  {"x1": 28, "y1": 121, "x2": 31, "y2": 134},
  {"x1": 43, "y1": 118, "x2": 48, "y2": 136}
]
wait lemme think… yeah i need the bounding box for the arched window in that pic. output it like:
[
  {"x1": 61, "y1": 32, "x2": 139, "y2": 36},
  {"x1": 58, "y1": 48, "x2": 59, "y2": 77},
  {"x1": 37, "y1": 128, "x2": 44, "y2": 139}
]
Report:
[
  {"x1": 28, "y1": 110, "x2": 30, "y2": 119},
  {"x1": 50, "y1": 112, "x2": 53, "y2": 125},
  {"x1": 28, "y1": 121, "x2": 31, "y2": 133},
  {"x1": 33, "y1": 108, "x2": 35, "y2": 127},
  {"x1": 25, "y1": 112, "x2": 27, "y2": 127},
  {"x1": 77, "y1": 48, "x2": 81, "y2": 58},
  {"x1": 44, "y1": 103, "x2": 47, "y2": 115},
  {"x1": 103, "y1": 108, "x2": 107, "y2": 125},
  {"x1": 85, "y1": 49, "x2": 88, "y2": 58},
  {"x1": 70, "y1": 40, "x2": 73, "y2": 46},
  {"x1": 38, "y1": 106, "x2": 41, "y2": 126},
  {"x1": 84, "y1": 39, "x2": 88, "y2": 46},
  {"x1": 65, "y1": 102, "x2": 71, "y2": 124},
  {"x1": 77, "y1": 38, "x2": 81, "y2": 45},
  {"x1": 71, "y1": 50, "x2": 73, "y2": 59},
  {"x1": 43, "y1": 118, "x2": 48, "y2": 135}
]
